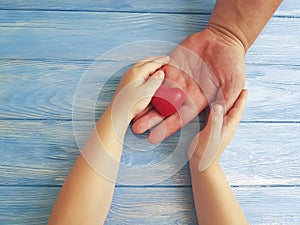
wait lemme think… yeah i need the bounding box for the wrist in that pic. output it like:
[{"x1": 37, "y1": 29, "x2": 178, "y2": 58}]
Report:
[
  {"x1": 208, "y1": 0, "x2": 282, "y2": 53},
  {"x1": 205, "y1": 23, "x2": 247, "y2": 55},
  {"x1": 96, "y1": 107, "x2": 128, "y2": 159},
  {"x1": 105, "y1": 105, "x2": 131, "y2": 131},
  {"x1": 189, "y1": 154, "x2": 221, "y2": 175},
  {"x1": 108, "y1": 99, "x2": 134, "y2": 123},
  {"x1": 207, "y1": 0, "x2": 251, "y2": 52}
]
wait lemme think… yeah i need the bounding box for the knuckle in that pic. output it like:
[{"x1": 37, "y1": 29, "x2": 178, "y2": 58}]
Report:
[{"x1": 129, "y1": 67, "x2": 140, "y2": 75}]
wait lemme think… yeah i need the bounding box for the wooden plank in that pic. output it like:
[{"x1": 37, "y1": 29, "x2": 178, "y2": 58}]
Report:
[
  {"x1": 0, "y1": 0, "x2": 297, "y2": 16},
  {"x1": 244, "y1": 64, "x2": 300, "y2": 122},
  {"x1": 110, "y1": 187, "x2": 300, "y2": 225},
  {"x1": 246, "y1": 17, "x2": 300, "y2": 65},
  {"x1": 0, "y1": 60, "x2": 85, "y2": 120},
  {"x1": 0, "y1": 3, "x2": 298, "y2": 225},
  {"x1": 0, "y1": 186, "x2": 54, "y2": 225},
  {"x1": 0, "y1": 11, "x2": 207, "y2": 60},
  {"x1": 1, "y1": 120, "x2": 299, "y2": 186},
  {"x1": 0, "y1": 0, "x2": 215, "y2": 14},
  {"x1": 0, "y1": 186, "x2": 299, "y2": 224},
  {"x1": 0, "y1": 11, "x2": 299, "y2": 64},
  {"x1": 0, "y1": 61, "x2": 299, "y2": 121}
]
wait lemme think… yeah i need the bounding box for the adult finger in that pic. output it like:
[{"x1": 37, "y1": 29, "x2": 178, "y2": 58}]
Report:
[
  {"x1": 133, "y1": 87, "x2": 207, "y2": 142},
  {"x1": 215, "y1": 75, "x2": 246, "y2": 114},
  {"x1": 224, "y1": 89, "x2": 248, "y2": 133},
  {"x1": 132, "y1": 109, "x2": 165, "y2": 134},
  {"x1": 147, "y1": 104, "x2": 197, "y2": 144},
  {"x1": 132, "y1": 104, "x2": 153, "y2": 123}
]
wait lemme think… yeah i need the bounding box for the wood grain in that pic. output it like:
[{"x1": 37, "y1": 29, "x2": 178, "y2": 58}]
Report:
[
  {"x1": 0, "y1": 186, "x2": 299, "y2": 225},
  {"x1": 1, "y1": 1, "x2": 299, "y2": 224},
  {"x1": 0, "y1": 0, "x2": 298, "y2": 16},
  {"x1": 1, "y1": 120, "x2": 299, "y2": 186},
  {"x1": 1, "y1": 61, "x2": 299, "y2": 120},
  {"x1": 0, "y1": 11, "x2": 299, "y2": 64}
]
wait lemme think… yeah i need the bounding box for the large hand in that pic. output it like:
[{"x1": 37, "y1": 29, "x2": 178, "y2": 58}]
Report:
[{"x1": 132, "y1": 28, "x2": 246, "y2": 143}]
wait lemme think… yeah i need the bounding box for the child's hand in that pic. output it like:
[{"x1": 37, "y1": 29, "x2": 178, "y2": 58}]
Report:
[
  {"x1": 188, "y1": 90, "x2": 248, "y2": 172},
  {"x1": 110, "y1": 55, "x2": 169, "y2": 122}
]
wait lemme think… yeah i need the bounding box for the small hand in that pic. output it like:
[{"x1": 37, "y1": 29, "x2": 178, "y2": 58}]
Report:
[
  {"x1": 132, "y1": 28, "x2": 246, "y2": 143},
  {"x1": 110, "y1": 55, "x2": 169, "y2": 122},
  {"x1": 188, "y1": 90, "x2": 248, "y2": 171}
]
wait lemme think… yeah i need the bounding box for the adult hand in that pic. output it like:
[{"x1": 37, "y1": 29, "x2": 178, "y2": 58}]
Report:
[{"x1": 132, "y1": 28, "x2": 246, "y2": 143}]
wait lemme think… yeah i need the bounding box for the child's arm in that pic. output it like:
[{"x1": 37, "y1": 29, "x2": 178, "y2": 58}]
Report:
[
  {"x1": 188, "y1": 90, "x2": 249, "y2": 225},
  {"x1": 48, "y1": 55, "x2": 169, "y2": 225}
]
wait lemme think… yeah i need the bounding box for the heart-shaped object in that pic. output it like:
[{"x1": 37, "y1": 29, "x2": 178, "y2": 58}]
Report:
[{"x1": 151, "y1": 85, "x2": 186, "y2": 116}]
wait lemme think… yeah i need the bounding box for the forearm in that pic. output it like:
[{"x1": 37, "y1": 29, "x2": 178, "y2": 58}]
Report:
[
  {"x1": 48, "y1": 55, "x2": 167, "y2": 224},
  {"x1": 208, "y1": 0, "x2": 283, "y2": 52},
  {"x1": 190, "y1": 158, "x2": 248, "y2": 225},
  {"x1": 48, "y1": 108, "x2": 129, "y2": 225}
]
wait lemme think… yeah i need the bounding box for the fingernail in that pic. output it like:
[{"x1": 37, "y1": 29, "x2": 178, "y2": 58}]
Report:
[
  {"x1": 157, "y1": 70, "x2": 165, "y2": 79},
  {"x1": 160, "y1": 55, "x2": 170, "y2": 61},
  {"x1": 214, "y1": 104, "x2": 223, "y2": 114}
]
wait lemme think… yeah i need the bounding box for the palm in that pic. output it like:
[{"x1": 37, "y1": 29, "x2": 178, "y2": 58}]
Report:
[{"x1": 132, "y1": 28, "x2": 246, "y2": 143}]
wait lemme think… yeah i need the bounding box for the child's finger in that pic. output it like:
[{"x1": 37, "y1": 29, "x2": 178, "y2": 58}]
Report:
[
  {"x1": 136, "y1": 56, "x2": 170, "y2": 80},
  {"x1": 198, "y1": 104, "x2": 224, "y2": 172},
  {"x1": 202, "y1": 104, "x2": 224, "y2": 137},
  {"x1": 187, "y1": 105, "x2": 223, "y2": 161},
  {"x1": 210, "y1": 104, "x2": 224, "y2": 136},
  {"x1": 133, "y1": 55, "x2": 168, "y2": 67},
  {"x1": 142, "y1": 70, "x2": 165, "y2": 95},
  {"x1": 224, "y1": 89, "x2": 248, "y2": 132}
]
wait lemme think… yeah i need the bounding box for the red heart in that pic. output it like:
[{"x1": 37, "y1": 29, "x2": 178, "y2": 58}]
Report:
[{"x1": 151, "y1": 85, "x2": 186, "y2": 116}]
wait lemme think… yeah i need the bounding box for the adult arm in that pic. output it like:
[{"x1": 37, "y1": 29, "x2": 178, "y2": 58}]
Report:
[{"x1": 208, "y1": 0, "x2": 283, "y2": 52}]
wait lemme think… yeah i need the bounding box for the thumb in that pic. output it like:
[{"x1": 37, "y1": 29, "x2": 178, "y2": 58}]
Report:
[
  {"x1": 187, "y1": 104, "x2": 224, "y2": 171},
  {"x1": 203, "y1": 104, "x2": 224, "y2": 136},
  {"x1": 143, "y1": 70, "x2": 165, "y2": 95},
  {"x1": 198, "y1": 104, "x2": 224, "y2": 172}
]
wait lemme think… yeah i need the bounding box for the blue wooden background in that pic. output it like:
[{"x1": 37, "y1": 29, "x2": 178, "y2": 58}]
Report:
[{"x1": 0, "y1": 0, "x2": 299, "y2": 224}]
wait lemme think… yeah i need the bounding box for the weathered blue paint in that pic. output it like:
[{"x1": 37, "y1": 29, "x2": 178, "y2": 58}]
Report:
[{"x1": 0, "y1": 1, "x2": 299, "y2": 224}]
